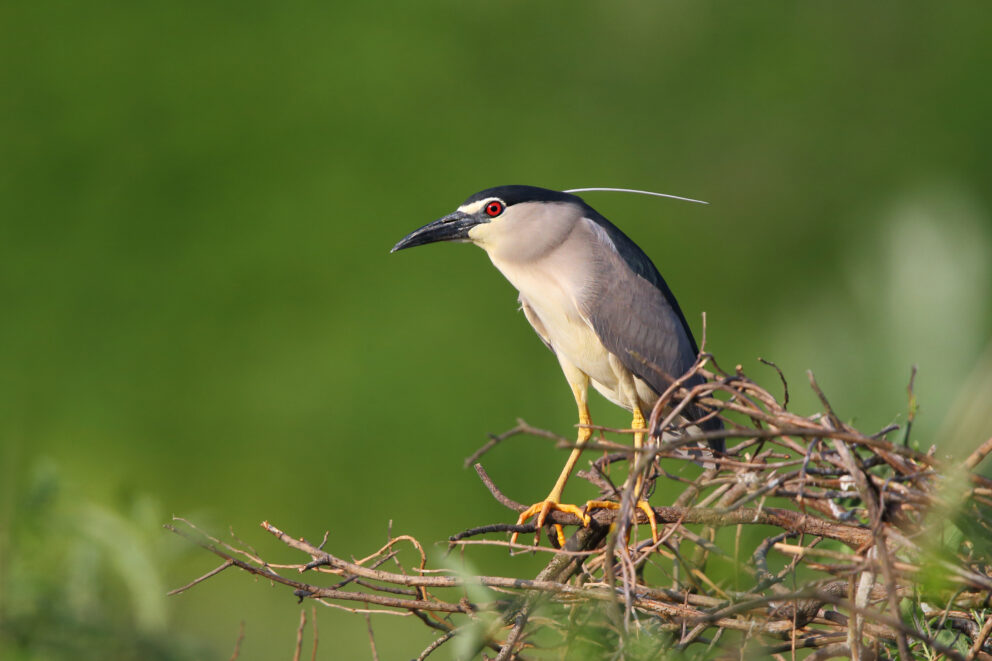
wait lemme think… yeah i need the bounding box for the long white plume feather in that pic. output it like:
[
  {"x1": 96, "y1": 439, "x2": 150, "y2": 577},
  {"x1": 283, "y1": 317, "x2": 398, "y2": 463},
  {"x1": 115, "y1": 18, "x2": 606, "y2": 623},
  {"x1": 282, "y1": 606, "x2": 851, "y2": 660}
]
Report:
[{"x1": 564, "y1": 187, "x2": 709, "y2": 205}]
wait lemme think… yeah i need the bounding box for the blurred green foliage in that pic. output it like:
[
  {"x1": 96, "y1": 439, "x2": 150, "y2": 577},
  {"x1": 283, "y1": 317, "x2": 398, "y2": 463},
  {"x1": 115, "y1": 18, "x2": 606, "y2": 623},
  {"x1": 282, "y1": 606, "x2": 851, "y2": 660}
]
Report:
[
  {"x1": 1, "y1": 462, "x2": 204, "y2": 660},
  {"x1": 2, "y1": 2, "x2": 990, "y2": 659}
]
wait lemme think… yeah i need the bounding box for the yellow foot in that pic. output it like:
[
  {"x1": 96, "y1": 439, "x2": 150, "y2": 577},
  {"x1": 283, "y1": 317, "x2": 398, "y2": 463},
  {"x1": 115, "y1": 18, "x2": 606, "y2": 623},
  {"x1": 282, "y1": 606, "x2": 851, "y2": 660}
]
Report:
[
  {"x1": 511, "y1": 500, "x2": 592, "y2": 547},
  {"x1": 584, "y1": 499, "x2": 659, "y2": 544}
]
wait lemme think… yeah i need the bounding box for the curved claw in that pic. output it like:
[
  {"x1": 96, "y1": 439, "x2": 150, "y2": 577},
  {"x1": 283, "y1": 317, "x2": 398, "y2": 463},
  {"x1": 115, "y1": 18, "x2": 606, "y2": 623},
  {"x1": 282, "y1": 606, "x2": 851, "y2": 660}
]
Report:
[
  {"x1": 511, "y1": 500, "x2": 592, "y2": 547},
  {"x1": 584, "y1": 499, "x2": 660, "y2": 544},
  {"x1": 636, "y1": 500, "x2": 659, "y2": 544}
]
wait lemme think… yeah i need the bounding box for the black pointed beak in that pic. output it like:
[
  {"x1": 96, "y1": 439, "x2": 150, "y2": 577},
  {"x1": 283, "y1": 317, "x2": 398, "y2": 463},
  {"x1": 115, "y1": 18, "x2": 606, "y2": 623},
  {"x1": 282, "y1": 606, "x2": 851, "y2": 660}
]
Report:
[{"x1": 390, "y1": 211, "x2": 480, "y2": 253}]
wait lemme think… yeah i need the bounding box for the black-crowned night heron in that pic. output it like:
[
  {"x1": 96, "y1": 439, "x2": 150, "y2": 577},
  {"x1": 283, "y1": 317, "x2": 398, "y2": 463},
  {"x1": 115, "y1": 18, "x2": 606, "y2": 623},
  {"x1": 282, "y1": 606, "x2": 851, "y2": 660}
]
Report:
[{"x1": 392, "y1": 185, "x2": 722, "y2": 545}]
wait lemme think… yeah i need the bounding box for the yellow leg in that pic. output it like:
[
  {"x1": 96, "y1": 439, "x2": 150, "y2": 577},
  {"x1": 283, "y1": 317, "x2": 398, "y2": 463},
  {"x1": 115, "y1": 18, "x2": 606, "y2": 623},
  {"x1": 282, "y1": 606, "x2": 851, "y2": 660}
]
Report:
[
  {"x1": 584, "y1": 406, "x2": 659, "y2": 543},
  {"x1": 511, "y1": 384, "x2": 593, "y2": 547},
  {"x1": 631, "y1": 406, "x2": 659, "y2": 542}
]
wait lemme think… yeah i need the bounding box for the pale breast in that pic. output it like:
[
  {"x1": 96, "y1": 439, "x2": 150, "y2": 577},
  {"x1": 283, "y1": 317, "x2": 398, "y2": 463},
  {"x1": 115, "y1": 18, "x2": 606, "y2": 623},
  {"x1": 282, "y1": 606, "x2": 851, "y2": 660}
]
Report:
[{"x1": 489, "y1": 251, "x2": 622, "y2": 397}]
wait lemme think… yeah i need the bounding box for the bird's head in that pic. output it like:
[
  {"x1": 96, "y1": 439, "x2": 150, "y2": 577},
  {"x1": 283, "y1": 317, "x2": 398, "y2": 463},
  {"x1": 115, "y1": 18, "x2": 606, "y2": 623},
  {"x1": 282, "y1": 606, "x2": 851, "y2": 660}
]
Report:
[{"x1": 391, "y1": 185, "x2": 586, "y2": 262}]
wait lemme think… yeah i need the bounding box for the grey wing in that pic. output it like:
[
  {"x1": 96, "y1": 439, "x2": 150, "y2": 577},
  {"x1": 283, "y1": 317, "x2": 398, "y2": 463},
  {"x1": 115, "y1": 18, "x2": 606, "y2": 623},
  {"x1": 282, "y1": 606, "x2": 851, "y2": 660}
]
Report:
[
  {"x1": 519, "y1": 295, "x2": 555, "y2": 354},
  {"x1": 582, "y1": 252, "x2": 697, "y2": 394},
  {"x1": 581, "y1": 242, "x2": 723, "y2": 446}
]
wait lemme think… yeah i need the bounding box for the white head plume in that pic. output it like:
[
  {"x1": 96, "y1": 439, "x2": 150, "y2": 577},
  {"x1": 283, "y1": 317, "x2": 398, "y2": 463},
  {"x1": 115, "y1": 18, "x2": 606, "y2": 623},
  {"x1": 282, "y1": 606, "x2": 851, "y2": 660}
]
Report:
[{"x1": 564, "y1": 187, "x2": 709, "y2": 205}]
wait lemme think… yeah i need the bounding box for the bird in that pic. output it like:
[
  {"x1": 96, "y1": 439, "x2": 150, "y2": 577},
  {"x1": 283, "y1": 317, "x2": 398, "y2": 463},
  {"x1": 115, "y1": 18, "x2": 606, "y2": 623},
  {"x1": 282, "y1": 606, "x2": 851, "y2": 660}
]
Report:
[{"x1": 391, "y1": 185, "x2": 722, "y2": 545}]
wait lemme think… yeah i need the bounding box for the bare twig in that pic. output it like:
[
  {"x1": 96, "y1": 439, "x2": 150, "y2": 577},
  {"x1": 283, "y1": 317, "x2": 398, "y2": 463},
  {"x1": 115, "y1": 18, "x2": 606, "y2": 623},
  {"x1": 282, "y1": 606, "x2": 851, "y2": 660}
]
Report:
[
  {"x1": 473, "y1": 463, "x2": 526, "y2": 512},
  {"x1": 415, "y1": 631, "x2": 455, "y2": 661},
  {"x1": 228, "y1": 620, "x2": 245, "y2": 661},
  {"x1": 168, "y1": 559, "x2": 233, "y2": 596},
  {"x1": 904, "y1": 364, "x2": 918, "y2": 446},
  {"x1": 968, "y1": 614, "x2": 992, "y2": 660},
  {"x1": 966, "y1": 437, "x2": 992, "y2": 471},
  {"x1": 293, "y1": 609, "x2": 306, "y2": 661},
  {"x1": 310, "y1": 605, "x2": 318, "y2": 661},
  {"x1": 364, "y1": 613, "x2": 379, "y2": 661},
  {"x1": 759, "y1": 357, "x2": 790, "y2": 408}
]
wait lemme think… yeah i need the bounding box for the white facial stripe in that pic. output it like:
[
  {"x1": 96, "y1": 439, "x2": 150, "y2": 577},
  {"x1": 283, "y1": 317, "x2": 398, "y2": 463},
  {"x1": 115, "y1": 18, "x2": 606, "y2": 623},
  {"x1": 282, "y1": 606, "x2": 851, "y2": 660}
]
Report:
[{"x1": 457, "y1": 198, "x2": 503, "y2": 215}]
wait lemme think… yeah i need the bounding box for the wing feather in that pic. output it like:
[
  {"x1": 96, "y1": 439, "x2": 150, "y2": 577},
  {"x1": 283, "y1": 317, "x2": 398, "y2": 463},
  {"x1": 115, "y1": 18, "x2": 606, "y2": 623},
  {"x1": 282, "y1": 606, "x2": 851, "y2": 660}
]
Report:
[{"x1": 578, "y1": 218, "x2": 724, "y2": 448}]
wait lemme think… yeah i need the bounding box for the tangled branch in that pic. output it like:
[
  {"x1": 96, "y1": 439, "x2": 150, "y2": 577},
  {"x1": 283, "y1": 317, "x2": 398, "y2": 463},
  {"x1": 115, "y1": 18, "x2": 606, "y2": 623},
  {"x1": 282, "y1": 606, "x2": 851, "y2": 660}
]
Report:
[{"x1": 169, "y1": 357, "x2": 992, "y2": 660}]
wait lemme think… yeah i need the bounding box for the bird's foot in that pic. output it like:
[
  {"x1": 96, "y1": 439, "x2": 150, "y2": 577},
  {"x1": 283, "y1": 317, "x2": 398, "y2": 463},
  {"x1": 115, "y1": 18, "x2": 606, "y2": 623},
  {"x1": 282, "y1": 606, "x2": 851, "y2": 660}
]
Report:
[
  {"x1": 584, "y1": 499, "x2": 659, "y2": 544},
  {"x1": 511, "y1": 499, "x2": 591, "y2": 547}
]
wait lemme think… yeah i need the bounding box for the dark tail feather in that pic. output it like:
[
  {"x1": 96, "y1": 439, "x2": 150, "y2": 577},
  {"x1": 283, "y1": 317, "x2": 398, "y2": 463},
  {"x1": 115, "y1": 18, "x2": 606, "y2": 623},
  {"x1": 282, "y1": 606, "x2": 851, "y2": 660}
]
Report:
[
  {"x1": 689, "y1": 403, "x2": 724, "y2": 453},
  {"x1": 650, "y1": 400, "x2": 725, "y2": 454},
  {"x1": 674, "y1": 371, "x2": 724, "y2": 453}
]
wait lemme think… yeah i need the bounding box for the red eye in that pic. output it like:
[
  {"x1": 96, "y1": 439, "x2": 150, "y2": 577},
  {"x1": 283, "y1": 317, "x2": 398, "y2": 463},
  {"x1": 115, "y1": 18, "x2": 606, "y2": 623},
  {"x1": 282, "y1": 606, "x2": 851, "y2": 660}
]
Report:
[{"x1": 485, "y1": 200, "x2": 504, "y2": 217}]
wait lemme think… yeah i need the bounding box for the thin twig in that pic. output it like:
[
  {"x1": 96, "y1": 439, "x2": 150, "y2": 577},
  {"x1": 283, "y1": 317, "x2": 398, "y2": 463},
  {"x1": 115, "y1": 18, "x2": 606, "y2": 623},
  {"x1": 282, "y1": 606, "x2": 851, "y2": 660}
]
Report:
[
  {"x1": 968, "y1": 614, "x2": 992, "y2": 660},
  {"x1": 228, "y1": 620, "x2": 245, "y2": 661},
  {"x1": 310, "y1": 605, "x2": 318, "y2": 661},
  {"x1": 168, "y1": 559, "x2": 233, "y2": 596},
  {"x1": 364, "y1": 613, "x2": 379, "y2": 661},
  {"x1": 904, "y1": 365, "x2": 918, "y2": 447},
  {"x1": 473, "y1": 463, "x2": 526, "y2": 512},
  {"x1": 965, "y1": 437, "x2": 992, "y2": 470},
  {"x1": 416, "y1": 631, "x2": 455, "y2": 661},
  {"x1": 293, "y1": 609, "x2": 306, "y2": 661},
  {"x1": 759, "y1": 357, "x2": 789, "y2": 408}
]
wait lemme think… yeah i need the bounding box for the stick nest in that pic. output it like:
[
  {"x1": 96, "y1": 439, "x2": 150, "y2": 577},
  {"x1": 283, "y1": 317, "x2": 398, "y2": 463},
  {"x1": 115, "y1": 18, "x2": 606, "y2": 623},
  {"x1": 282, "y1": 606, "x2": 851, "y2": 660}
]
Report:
[{"x1": 169, "y1": 355, "x2": 992, "y2": 660}]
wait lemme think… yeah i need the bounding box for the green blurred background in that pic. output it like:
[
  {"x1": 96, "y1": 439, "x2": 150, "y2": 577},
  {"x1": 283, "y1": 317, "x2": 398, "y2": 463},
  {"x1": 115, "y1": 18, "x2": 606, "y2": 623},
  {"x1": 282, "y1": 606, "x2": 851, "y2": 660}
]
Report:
[{"x1": 2, "y1": 2, "x2": 991, "y2": 659}]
